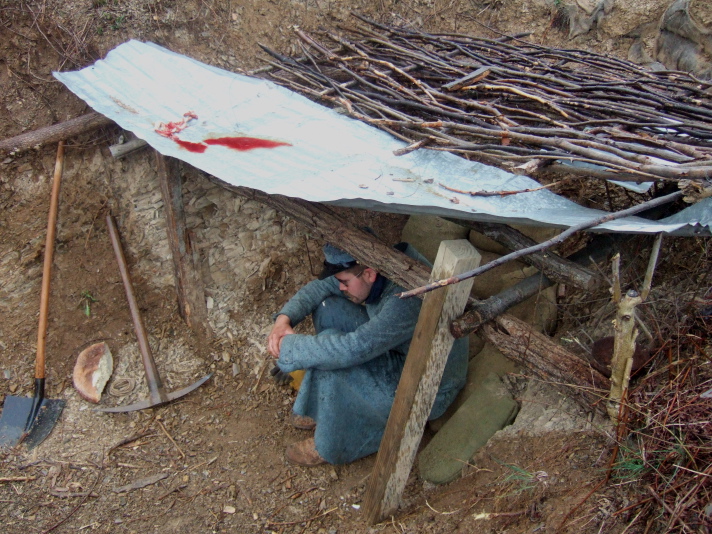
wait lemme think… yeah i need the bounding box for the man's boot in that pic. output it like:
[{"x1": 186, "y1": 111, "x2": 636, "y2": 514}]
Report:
[
  {"x1": 286, "y1": 437, "x2": 326, "y2": 466},
  {"x1": 290, "y1": 414, "x2": 316, "y2": 430}
]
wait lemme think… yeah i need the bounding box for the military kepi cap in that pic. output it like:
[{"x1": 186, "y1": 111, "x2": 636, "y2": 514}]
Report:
[{"x1": 319, "y1": 244, "x2": 358, "y2": 280}]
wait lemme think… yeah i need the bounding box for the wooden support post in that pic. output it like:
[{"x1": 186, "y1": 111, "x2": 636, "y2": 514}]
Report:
[
  {"x1": 156, "y1": 152, "x2": 212, "y2": 341},
  {"x1": 362, "y1": 239, "x2": 480, "y2": 524}
]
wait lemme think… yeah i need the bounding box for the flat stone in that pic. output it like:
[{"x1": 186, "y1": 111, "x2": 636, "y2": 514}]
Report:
[
  {"x1": 401, "y1": 215, "x2": 469, "y2": 263},
  {"x1": 428, "y1": 343, "x2": 516, "y2": 432},
  {"x1": 419, "y1": 372, "x2": 518, "y2": 485}
]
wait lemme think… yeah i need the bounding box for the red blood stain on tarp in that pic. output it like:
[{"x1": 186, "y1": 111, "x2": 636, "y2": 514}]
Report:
[
  {"x1": 170, "y1": 135, "x2": 290, "y2": 153},
  {"x1": 204, "y1": 136, "x2": 292, "y2": 151},
  {"x1": 174, "y1": 139, "x2": 208, "y2": 153}
]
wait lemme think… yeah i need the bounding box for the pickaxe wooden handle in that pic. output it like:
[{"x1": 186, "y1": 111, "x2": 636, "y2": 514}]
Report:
[{"x1": 99, "y1": 214, "x2": 211, "y2": 412}]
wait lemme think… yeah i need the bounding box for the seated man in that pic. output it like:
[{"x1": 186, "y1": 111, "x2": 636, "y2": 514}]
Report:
[{"x1": 267, "y1": 242, "x2": 468, "y2": 466}]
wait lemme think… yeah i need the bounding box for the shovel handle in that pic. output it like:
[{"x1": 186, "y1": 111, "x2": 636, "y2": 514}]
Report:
[{"x1": 35, "y1": 141, "x2": 64, "y2": 381}]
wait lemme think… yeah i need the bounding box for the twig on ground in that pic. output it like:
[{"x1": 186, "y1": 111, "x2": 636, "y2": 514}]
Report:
[
  {"x1": 157, "y1": 419, "x2": 186, "y2": 459},
  {"x1": 41, "y1": 471, "x2": 102, "y2": 534}
]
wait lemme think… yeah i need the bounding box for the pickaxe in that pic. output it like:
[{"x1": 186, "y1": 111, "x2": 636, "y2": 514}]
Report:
[{"x1": 99, "y1": 214, "x2": 211, "y2": 413}]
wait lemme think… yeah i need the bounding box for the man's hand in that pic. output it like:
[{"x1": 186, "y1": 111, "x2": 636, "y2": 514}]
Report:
[{"x1": 268, "y1": 314, "x2": 295, "y2": 358}]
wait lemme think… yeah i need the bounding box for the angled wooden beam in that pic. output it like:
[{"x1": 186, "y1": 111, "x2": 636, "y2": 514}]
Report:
[
  {"x1": 362, "y1": 239, "x2": 480, "y2": 524},
  {"x1": 156, "y1": 152, "x2": 212, "y2": 341},
  {"x1": 223, "y1": 183, "x2": 434, "y2": 291},
  {"x1": 447, "y1": 219, "x2": 598, "y2": 290}
]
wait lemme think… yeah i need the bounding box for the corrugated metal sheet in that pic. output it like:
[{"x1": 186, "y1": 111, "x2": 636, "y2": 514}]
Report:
[{"x1": 54, "y1": 40, "x2": 712, "y2": 236}]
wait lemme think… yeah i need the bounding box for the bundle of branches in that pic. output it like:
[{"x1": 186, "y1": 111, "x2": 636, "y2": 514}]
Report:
[{"x1": 260, "y1": 15, "x2": 712, "y2": 187}]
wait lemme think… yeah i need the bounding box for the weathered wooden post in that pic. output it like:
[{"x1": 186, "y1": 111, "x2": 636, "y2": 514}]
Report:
[
  {"x1": 156, "y1": 152, "x2": 212, "y2": 342},
  {"x1": 362, "y1": 239, "x2": 480, "y2": 524}
]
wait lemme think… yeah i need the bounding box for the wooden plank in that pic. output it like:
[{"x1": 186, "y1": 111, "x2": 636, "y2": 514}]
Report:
[
  {"x1": 155, "y1": 152, "x2": 212, "y2": 341},
  {"x1": 362, "y1": 239, "x2": 480, "y2": 524}
]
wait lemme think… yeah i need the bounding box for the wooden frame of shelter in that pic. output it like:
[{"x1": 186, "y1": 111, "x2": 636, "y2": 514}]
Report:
[
  {"x1": 0, "y1": 110, "x2": 627, "y2": 522},
  {"x1": 3, "y1": 13, "x2": 711, "y2": 524},
  {"x1": 1, "y1": 110, "x2": 655, "y2": 525}
]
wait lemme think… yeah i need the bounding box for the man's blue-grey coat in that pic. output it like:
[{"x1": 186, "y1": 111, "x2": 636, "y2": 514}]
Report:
[{"x1": 276, "y1": 244, "x2": 468, "y2": 464}]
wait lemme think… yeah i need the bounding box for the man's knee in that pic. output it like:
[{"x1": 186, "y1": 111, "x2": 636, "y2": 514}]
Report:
[{"x1": 313, "y1": 296, "x2": 368, "y2": 333}]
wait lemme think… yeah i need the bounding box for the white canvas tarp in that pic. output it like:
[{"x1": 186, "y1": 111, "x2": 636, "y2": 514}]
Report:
[{"x1": 55, "y1": 40, "x2": 712, "y2": 236}]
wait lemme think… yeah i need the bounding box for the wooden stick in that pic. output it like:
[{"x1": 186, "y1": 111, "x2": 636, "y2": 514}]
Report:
[
  {"x1": 0, "y1": 112, "x2": 113, "y2": 155},
  {"x1": 157, "y1": 419, "x2": 185, "y2": 459},
  {"x1": 363, "y1": 240, "x2": 480, "y2": 523},
  {"x1": 42, "y1": 472, "x2": 102, "y2": 534},
  {"x1": 262, "y1": 20, "x2": 712, "y2": 185},
  {"x1": 607, "y1": 234, "x2": 662, "y2": 422},
  {"x1": 36, "y1": 141, "x2": 65, "y2": 381}
]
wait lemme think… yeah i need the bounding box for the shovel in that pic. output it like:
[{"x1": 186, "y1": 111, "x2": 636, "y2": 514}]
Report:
[{"x1": 0, "y1": 142, "x2": 67, "y2": 449}]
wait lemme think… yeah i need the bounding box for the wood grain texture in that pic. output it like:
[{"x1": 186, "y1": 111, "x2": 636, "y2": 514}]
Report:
[
  {"x1": 482, "y1": 314, "x2": 610, "y2": 410},
  {"x1": 0, "y1": 112, "x2": 113, "y2": 155},
  {"x1": 156, "y1": 153, "x2": 211, "y2": 341},
  {"x1": 363, "y1": 240, "x2": 480, "y2": 524}
]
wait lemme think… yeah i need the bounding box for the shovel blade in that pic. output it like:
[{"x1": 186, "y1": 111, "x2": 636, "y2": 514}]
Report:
[
  {"x1": 23, "y1": 398, "x2": 65, "y2": 449},
  {"x1": 0, "y1": 395, "x2": 34, "y2": 447},
  {"x1": 0, "y1": 395, "x2": 65, "y2": 450}
]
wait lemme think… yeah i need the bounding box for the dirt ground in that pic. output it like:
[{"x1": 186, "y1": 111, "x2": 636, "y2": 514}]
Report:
[{"x1": 0, "y1": 1, "x2": 710, "y2": 533}]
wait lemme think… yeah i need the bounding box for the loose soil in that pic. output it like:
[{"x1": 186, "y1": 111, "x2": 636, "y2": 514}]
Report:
[{"x1": 0, "y1": 1, "x2": 710, "y2": 534}]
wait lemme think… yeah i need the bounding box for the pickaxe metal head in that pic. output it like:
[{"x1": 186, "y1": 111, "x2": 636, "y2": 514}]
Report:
[{"x1": 97, "y1": 373, "x2": 212, "y2": 413}]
